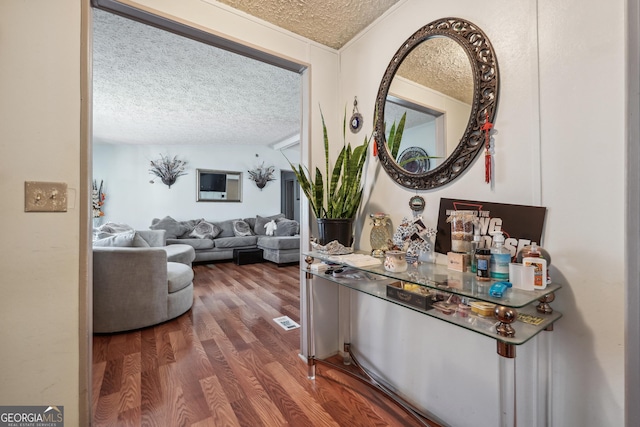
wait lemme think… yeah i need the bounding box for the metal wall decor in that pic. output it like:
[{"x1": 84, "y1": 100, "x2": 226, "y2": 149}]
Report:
[
  {"x1": 374, "y1": 17, "x2": 500, "y2": 189},
  {"x1": 149, "y1": 154, "x2": 187, "y2": 188},
  {"x1": 248, "y1": 162, "x2": 276, "y2": 190}
]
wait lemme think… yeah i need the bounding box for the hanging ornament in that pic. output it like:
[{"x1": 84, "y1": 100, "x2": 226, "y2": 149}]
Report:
[
  {"x1": 409, "y1": 195, "x2": 425, "y2": 215},
  {"x1": 349, "y1": 96, "x2": 363, "y2": 134},
  {"x1": 481, "y1": 111, "x2": 494, "y2": 184}
]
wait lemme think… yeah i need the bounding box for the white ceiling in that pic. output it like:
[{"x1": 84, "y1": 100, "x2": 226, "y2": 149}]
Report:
[
  {"x1": 213, "y1": 0, "x2": 402, "y2": 50},
  {"x1": 91, "y1": 1, "x2": 401, "y2": 147},
  {"x1": 92, "y1": 9, "x2": 303, "y2": 147},
  {"x1": 92, "y1": 1, "x2": 470, "y2": 148}
]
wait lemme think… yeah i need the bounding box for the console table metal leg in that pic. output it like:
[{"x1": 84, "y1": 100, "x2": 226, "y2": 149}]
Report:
[
  {"x1": 339, "y1": 287, "x2": 351, "y2": 365},
  {"x1": 499, "y1": 356, "x2": 516, "y2": 427},
  {"x1": 538, "y1": 293, "x2": 555, "y2": 426},
  {"x1": 495, "y1": 305, "x2": 517, "y2": 427},
  {"x1": 305, "y1": 256, "x2": 316, "y2": 379},
  {"x1": 540, "y1": 326, "x2": 554, "y2": 426}
]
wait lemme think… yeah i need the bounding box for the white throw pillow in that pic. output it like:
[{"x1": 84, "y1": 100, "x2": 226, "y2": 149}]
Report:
[{"x1": 93, "y1": 230, "x2": 136, "y2": 247}]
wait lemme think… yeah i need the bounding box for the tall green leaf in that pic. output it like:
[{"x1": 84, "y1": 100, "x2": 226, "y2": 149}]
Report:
[{"x1": 283, "y1": 105, "x2": 371, "y2": 220}]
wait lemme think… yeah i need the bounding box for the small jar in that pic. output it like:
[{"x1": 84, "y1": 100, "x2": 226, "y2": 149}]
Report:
[
  {"x1": 449, "y1": 211, "x2": 475, "y2": 253},
  {"x1": 384, "y1": 250, "x2": 408, "y2": 273},
  {"x1": 475, "y1": 249, "x2": 491, "y2": 281},
  {"x1": 456, "y1": 304, "x2": 471, "y2": 318}
]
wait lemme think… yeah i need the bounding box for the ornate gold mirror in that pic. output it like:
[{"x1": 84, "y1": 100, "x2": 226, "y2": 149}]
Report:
[{"x1": 374, "y1": 17, "x2": 499, "y2": 189}]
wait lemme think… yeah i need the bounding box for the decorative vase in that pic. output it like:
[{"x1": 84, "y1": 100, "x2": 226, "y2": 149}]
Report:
[
  {"x1": 369, "y1": 213, "x2": 391, "y2": 257},
  {"x1": 317, "y1": 218, "x2": 354, "y2": 247},
  {"x1": 384, "y1": 250, "x2": 408, "y2": 273}
]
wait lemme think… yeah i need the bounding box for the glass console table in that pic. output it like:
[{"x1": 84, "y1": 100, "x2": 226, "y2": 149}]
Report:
[{"x1": 301, "y1": 251, "x2": 562, "y2": 427}]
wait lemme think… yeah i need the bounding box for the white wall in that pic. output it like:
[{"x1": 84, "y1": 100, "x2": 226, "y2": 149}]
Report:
[
  {"x1": 93, "y1": 143, "x2": 297, "y2": 228},
  {"x1": 0, "y1": 0, "x2": 83, "y2": 424},
  {"x1": 2, "y1": 0, "x2": 626, "y2": 424},
  {"x1": 340, "y1": 0, "x2": 625, "y2": 426},
  {"x1": 537, "y1": 0, "x2": 625, "y2": 423},
  {"x1": 2, "y1": 0, "x2": 338, "y2": 423},
  {"x1": 390, "y1": 75, "x2": 471, "y2": 162}
]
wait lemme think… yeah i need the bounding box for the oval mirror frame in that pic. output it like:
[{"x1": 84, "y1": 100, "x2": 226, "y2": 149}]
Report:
[{"x1": 374, "y1": 17, "x2": 499, "y2": 189}]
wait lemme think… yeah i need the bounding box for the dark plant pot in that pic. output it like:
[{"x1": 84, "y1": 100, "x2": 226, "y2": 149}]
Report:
[{"x1": 317, "y1": 218, "x2": 354, "y2": 247}]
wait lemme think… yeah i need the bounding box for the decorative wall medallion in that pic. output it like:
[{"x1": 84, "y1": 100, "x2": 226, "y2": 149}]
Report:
[
  {"x1": 349, "y1": 97, "x2": 363, "y2": 133},
  {"x1": 409, "y1": 195, "x2": 425, "y2": 212}
]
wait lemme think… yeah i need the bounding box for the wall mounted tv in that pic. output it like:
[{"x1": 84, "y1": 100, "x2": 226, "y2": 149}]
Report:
[
  {"x1": 196, "y1": 169, "x2": 242, "y2": 202},
  {"x1": 200, "y1": 173, "x2": 226, "y2": 192}
]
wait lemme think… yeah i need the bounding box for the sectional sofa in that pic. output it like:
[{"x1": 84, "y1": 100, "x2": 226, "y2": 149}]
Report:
[{"x1": 150, "y1": 214, "x2": 300, "y2": 265}]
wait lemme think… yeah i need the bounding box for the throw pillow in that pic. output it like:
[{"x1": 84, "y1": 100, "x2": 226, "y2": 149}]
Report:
[
  {"x1": 93, "y1": 230, "x2": 136, "y2": 247},
  {"x1": 212, "y1": 220, "x2": 237, "y2": 238},
  {"x1": 233, "y1": 219, "x2": 253, "y2": 237},
  {"x1": 178, "y1": 218, "x2": 203, "y2": 238},
  {"x1": 275, "y1": 218, "x2": 299, "y2": 236},
  {"x1": 190, "y1": 220, "x2": 221, "y2": 239},
  {"x1": 243, "y1": 217, "x2": 256, "y2": 230},
  {"x1": 149, "y1": 215, "x2": 188, "y2": 239},
  {"x1": 132, "y1": 232, "x2": 151, "y2": 247},
  {"x1": 254, "y1": 215, "x2": 270, "y2": 235},
  {"x1": 97, "y1": 222, "x2": 134, "y2": 234}
]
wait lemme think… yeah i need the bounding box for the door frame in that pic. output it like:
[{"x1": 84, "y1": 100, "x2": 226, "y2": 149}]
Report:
[{"x1": 84, "y1": 1, "x2": 310, "y2": 423}]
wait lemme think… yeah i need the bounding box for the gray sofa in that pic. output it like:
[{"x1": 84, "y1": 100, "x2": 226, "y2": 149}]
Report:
[
  {"x1": 93, "y1": 230, "x2": 196, "y2": 333},
  {"x1": 150, "y1": 215, "x2": 300, "y2": 265}
]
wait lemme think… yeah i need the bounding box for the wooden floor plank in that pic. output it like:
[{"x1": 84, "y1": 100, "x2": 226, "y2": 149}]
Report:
[
  {"x1": 199, "y1": 375, "x2": 241, "y2": 427},
  {"x1": 92, "y1": 261, "x2": 438, "y2": 427}
]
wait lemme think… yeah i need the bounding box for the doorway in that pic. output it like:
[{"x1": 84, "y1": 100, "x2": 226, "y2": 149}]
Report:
[
  {"x1": 88, "y1": 1, "x2": 309, "y2": 423},
  {"x1": 281, "y1": 170, "x2": 300, "y2": 221}
]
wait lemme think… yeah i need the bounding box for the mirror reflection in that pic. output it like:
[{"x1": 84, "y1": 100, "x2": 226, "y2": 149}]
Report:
[
  {"x1": 374, "y1": 17, "x2": 499, "y2": 190},
  {"x1": 384, "y1": 36, "x2": 473, "y2": 174},
  {"x1": 196, "y1": 169, "x2": 242, "y2": 202}
]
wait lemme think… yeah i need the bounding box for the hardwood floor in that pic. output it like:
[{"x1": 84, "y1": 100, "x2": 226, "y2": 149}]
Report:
[{"x1": 92, "y1": 262, "x2": 439, "y2": 426}]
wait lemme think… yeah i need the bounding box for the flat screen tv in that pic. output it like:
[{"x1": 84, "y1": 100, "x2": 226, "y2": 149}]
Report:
[{"x1": 200, "y1": 173, "x2": 226, "y2": 192}]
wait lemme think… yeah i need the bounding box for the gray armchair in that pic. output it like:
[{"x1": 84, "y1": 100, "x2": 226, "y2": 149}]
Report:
[{"x1": 93, "y1": 237, "x2": 195, "y2": 333}]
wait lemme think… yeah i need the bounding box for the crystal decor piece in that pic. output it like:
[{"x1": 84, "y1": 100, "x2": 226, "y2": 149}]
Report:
[{"x1": 369, "y1": 213, "x2": 391, "y2": 257}]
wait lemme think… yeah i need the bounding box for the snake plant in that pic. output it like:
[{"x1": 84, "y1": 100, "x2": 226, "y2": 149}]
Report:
[{"x1": 287, "y1": 107, "x2": 370, "y2": 220}]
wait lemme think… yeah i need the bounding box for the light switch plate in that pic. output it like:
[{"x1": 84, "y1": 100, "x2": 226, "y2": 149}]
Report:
[{"x1": 25, "y1": 181, "x2": 68, "y2": 212}]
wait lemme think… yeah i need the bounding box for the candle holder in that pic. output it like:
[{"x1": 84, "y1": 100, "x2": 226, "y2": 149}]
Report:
[{"x1": 369, "y1": 213, "x2": 391, "y2": 257}]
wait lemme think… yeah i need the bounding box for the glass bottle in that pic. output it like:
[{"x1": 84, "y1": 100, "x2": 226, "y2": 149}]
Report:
[
  {"x1": 470, "y1": 228, "x2": 481, "y2": 273},
  {"x1": 476, "y1": 249, "x2": 492, "y2": 281},
  {"x1": 369, "y1": 213, "x2": 391, "y2": 257},
  {"x1": 490, "y1": 232, "x2": 510, "y2": 280}
]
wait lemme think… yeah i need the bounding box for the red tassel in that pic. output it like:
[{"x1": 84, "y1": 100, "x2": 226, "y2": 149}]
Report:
[
  {"x1": 373, "y1": 139, "x2": 378, "y2": 157},
  {"x1": 481, "y1": 112, "x2": 494, "y2": 184},
  {"x1": 485, "y1": 149, "x2": 491, "y2": 183}
]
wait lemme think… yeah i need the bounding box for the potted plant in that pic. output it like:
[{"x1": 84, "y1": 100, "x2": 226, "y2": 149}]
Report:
[{"x1": 287, "y1": 107, "x2": 372, "y2": 247}]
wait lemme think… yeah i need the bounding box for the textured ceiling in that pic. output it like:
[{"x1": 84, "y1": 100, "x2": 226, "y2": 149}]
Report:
[
  {"x1": 397, "y1": 37, "x2": 473, "y2": 104},
  {"x1": 215, "y1": 0, "x2": 401, "y2": 50},
  {"x1": 92, "y1": 9, "x2": 302, "y2": 146},
  {"x1": 92, "y1": 1, "x2": 470, "y2": 147}
]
